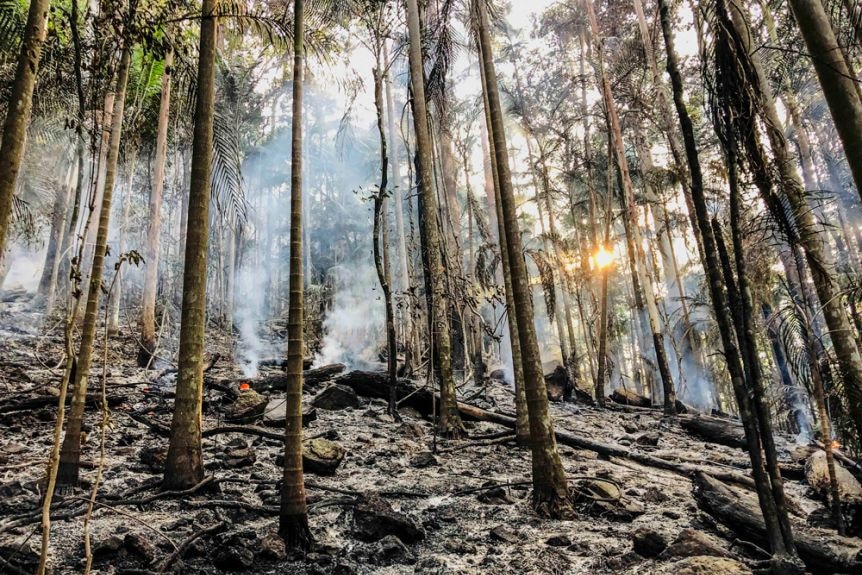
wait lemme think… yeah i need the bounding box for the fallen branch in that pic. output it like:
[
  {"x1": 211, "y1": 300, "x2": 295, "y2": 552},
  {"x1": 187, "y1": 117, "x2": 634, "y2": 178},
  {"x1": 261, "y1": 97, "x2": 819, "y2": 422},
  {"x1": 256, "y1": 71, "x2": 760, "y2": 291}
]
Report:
[{"x1": 202, "y1": 425, "x2": 283, "y2": 442}]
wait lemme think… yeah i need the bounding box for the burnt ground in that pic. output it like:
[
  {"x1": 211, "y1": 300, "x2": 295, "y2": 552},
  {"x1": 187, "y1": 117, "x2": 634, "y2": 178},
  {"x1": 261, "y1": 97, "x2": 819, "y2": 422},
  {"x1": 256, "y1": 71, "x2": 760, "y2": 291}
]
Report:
[{"x1": 0, "y1": 305, "x2": 861, "y2": 574}]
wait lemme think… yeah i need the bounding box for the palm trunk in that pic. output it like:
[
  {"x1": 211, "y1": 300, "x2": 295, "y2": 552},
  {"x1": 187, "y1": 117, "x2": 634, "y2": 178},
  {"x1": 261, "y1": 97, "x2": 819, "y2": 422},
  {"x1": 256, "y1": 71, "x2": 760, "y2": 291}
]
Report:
[
  {"x1": 278, "y1": 0, "x2": 311, "y2": 549},
  {"x1": 477, "y1": 18, "x2": 529, "y2": 446},
  {"x1": 787, "y1": 0, "x2": 862, "y2": 200},
  {"x1": 0, "y1": 0, "x2": 51, "y2": 255},
  {"x1": 727, "y1": 1, "x2": 862, "y2": 446},
  {"x1": 56, "y1": 47, "x2": 132, "y2": 487},
  {"x1": 163, "y1": 1, "x2": 218, "y2": 490},
  {"x1": 475, "y1": 0, "x2": 570, "y2": 516},
  {"x1": 661, "y1": 0, "x2": 798, "y2": 560},
  {"x1": 405, "y1": 0, "x2": 464, "y2": 437},
  {"x1": 107, "y1": 150, "x2": 136, "y2": 335},
  {"x1": 586, "y1": 0, "x2": 676, "y2": 414},
  {"x1": 35, "y1": 162, "x2": 75, "y2": 313},
  {"x1": 140, "y1": 48, "x2": 173, "y2": 366}
]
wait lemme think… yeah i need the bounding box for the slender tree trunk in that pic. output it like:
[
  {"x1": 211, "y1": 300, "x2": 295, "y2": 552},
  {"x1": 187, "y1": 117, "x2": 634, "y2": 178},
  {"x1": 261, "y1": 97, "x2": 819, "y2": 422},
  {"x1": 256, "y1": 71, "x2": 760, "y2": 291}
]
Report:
[
  {"x1": 140, "y1": 48, "x2": 173, "y2": 366},
  {"x1": 0, "y1": 0, "x2": 51, "y2": 256},
  {"x1": 35, "y1": 162, "x2": 75, "y2": 313},
  {"x1": 279, "y1": 0, "x2": 311, "y2": 549},
  {"x1": 475, "y1": 0, "x2": 571, "y2": 516},
  {"x1": 405, "y1": 0, "x2": 465, "y2": 437},
  {"x1": 658, "y1": 0, "x2": 796, "y2": 561},
  {"x1": 787, "y1": 0, "x2": 862, "y2": 200},
  {"x1": 588, "y1": 0, "x2": 676, "y2": 413},
  {"x1": 56, "y1": 47, "x2": 132, "y2": 487},
  {"x1": 163, "y1": 1, "x2": 218, "y2": 490},
  {"x1": 727, "y1": 1, "x2": 862, "y2": 446},
  {"x1": 107, "y1": 150, "x2": 136, "y2": 335}
]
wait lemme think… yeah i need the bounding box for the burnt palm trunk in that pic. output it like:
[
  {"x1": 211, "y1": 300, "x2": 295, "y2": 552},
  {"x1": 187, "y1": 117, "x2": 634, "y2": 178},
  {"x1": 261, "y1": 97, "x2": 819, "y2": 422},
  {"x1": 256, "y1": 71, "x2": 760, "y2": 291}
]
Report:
[
  {"x1": 279, "y1": 0, "x2": 311, "y2": 549},
  {"x1": 658, "y1": 0, "x2": 794, "y2": 559},
  {"x1": 163, "y1": 1, "x2": 218, "y2": 490},
  {"x1": 0, "y1": 0, "x2": 51, "y2": 256},
  {"x1": 475, "y1": 0, "x2": 571, "y2": 515},
  {"x1": 405, "y1": 0, "x2": 465, "y2": 437},
  {"x1": 140, "y1": 48, "x2": 174, "y2": 366},
  {"x1": 57, "y1": 47, "x2": 132, "y2": 487}
]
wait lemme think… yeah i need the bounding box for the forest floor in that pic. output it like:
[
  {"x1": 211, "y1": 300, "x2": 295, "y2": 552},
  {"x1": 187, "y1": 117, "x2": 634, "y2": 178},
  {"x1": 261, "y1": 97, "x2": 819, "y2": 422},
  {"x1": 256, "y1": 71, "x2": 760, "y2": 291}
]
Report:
[{"x1": 0, "y1": 302, "x2": 861, "y2": 574}]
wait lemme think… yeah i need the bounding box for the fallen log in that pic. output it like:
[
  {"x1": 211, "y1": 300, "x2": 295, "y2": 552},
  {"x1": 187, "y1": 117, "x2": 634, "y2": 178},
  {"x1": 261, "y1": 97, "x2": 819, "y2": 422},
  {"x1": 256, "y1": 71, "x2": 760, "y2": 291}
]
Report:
[
  {"x1": 678, "y1": 414, "x2": 747, "y2": 449},
  {"x1": 610, "y1": 388, "x2": 651, "y2": 408},
  {"x1": 693, "y1": 472, "x2": 862, "y2": 573},
  {"x1": 251, "y1": 363, "x2": 346, "y2": 393}
]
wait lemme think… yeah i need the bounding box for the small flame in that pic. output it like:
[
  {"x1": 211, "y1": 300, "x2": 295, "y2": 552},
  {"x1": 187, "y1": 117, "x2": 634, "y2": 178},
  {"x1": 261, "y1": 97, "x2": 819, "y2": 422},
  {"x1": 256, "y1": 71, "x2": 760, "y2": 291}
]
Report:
[{"x1": 239, "y1": 382, "x2": 251, "y2": 391}]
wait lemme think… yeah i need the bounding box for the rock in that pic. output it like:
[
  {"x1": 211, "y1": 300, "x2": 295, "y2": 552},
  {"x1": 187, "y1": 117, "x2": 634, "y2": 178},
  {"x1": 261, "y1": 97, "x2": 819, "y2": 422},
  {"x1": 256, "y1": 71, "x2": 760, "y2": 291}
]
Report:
[
  {"x1": 410, "y1": 452, "x2": 437, "y2": 468},
  {"x1": 312, "y1": 384, "x2": 360, "y2": 410},
  {"x1": 489, "y1": 525, "x2": 519, "y2": 544},
  {"x1": 654, "y1": 556, "x2": 753, "y2": 575},
  {"x1": 94, "y1": 535, "x2": 124, "y2": 558},
  {"x1": 225, "y1": 389, "x2": 268, "y2": 423},
  {"x1": 659, "y1": 529, "x2": 731, "y2": 560},
  {"x1": 546, "y1": 534, "x2": 572, "y2": 547},
  {"x1": 303, "y1": 438, "x2": 345, "y2": 476},
  {"x1": 611, "y1": 388, "x2": 651, "y2": 407},
  {"x1": 124, "y1": 533, "x2": 156, "y2": 563},
  {"x1": 477, "y1": 485, "x2": 515, "y2": 505},
  {"x1": 377, "y1": 535, "x2": 415, "y2": 565},
  {"x1": 635, "y1": 432, "x2": 660, "y2": 446},
  {"x1": 262, "y1": 399, "x2": 317, "y2": 428},
  {"x1": 632, "y1": 527, "x2": 667, "y2": 558},
  {"x1": 224, "y1": 445, "x2": 256, "y2": 469},
  {"x1": 139, "y1": 446, "x2": 167, "y2": 472},
  {"x1": 257, "y1": 533, "x2": 286, "y2": 561},
  {"x1": 623, "y1": 422, "x2": 639, "y2": 434},
  {"x1": 353, "y1": 494, "x2": 424, "y2": 543},
  {"x1": 214, "y1": 545, "x2": 255, "y2": 571},
  {"x1": 488, "y1": 368, "x2": 507, "y2": 381}
]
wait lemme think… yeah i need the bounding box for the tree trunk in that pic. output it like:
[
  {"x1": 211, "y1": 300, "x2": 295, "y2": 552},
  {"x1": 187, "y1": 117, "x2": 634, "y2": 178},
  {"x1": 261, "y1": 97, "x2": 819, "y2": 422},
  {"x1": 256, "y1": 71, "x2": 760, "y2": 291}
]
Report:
[
  {"x1": 163, "y1": 2, "x2": 218, "y2": 491},
  {"x1": 727, "y1": 1, "x2": 862, "y2": 447},
  {"x1": 140, "y1": 48, "x2": 173, "y2": 366},
  {"x1": 658, "y1": 0, "x2": 794, "y2": 559},
  {"x1": 787, "y1": 0, "x2": 862, "y2": 201},
  {"x1": 278, "y1": 0, "x2": 311, "y2": 549},
  {"x1": 586, "y1": 0, "x2": 676, "y2": 415},
  {"x1": 475, "y1": 0, "x2": 571, "y2": 516},
  {"x1": 107, "y1": 150, "x2": 136, "y2": 335},
  {"x1": 405, "y1": 0, "x2": 465, "y2": 438},
  {"x1": 0, "y1": 0, "x2": 51, "y2": 256},
  {"x1": 35, "y1": 162, "x2": 75, "y2": 313},
  {"x1": 56, "y1": 47, "x2": 132, "y2": 487}
]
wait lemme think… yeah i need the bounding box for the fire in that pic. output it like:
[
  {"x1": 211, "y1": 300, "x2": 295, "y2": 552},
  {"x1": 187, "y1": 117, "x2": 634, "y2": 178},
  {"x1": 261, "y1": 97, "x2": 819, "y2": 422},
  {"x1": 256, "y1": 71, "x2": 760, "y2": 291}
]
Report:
[{"x1": 239, "y1": 382, "x2": 251, "y2": 391}]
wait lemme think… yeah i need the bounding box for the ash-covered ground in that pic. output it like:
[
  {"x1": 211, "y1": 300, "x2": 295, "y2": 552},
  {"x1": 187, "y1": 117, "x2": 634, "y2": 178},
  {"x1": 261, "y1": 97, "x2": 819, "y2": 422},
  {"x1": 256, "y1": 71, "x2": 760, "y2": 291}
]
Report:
[{"x1": 1, "y1": 305, "x2": 861, "y2": 574}]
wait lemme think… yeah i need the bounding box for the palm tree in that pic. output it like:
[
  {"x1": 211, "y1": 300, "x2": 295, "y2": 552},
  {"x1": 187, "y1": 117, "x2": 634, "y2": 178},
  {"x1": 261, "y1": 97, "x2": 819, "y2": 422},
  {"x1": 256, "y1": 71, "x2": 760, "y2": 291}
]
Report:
[
  {"x1": 279, "y1": 0, "x2": 311, "y2": 549},
  {"x1": 57, "y1": 46, "x2": 134, "y2": 487},
  {"x1": 474, "y1": 0, "x2": 570, "y2": 517},
  {"x1": 140, "y1": 47, "x2": 174, "y2": 367},
  {"x1": 404, "y1": 0, "x2": 465, "y2": 438},
  {"x1": 788, "y1": 0, "x2": 862, "y2": 200},
  {"x1": 0, "y1": 0, "x2": 52, "y2": 258},
  {"x1": 163, "y1": 0, "x2": 218, "y2": 490}
]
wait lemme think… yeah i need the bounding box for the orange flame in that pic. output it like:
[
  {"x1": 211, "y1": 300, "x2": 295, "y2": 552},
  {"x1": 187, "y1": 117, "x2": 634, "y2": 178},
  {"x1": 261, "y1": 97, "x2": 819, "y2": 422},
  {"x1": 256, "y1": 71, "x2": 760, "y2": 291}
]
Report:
[{"x1": 239, "y1": 382, "x2": 250, "y2": 391}]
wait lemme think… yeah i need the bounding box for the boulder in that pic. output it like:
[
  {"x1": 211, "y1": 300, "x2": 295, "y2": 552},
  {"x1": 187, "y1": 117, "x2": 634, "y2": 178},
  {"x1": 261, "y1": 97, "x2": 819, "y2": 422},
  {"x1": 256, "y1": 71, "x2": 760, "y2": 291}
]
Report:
[
  {"x1": 546, "y1": 534, "x2": 572, "y2": 547},
  {"x1": 631, "y1": 527, "x2": 667, "y2": 558},
  {"x1": 124, "y1": 533, "x2": 156, "y2": 564},
  {"x1": 410, "y1": 452, "x2": 437, "y2": 468},
  {"x1": 214, "y1": 546, "x2": 255, "y2": 571},
  {"x1": 659, "y1": 529, "x2": 731, "y2": 560},
  {"x1": 312, "y1": 384, "x2": 360, "y2": 411},
  {"x1": 257, "y1": 533, "x2": 286, "y2": 561},
  {"x1": 139, "y1": 446, "x2": 166, "y2": 472},
  {"x1": 262, "y1": 399, "x2": 317, "y2": 428},
  {"x1": 225, "y1": 389, "x2": 268, "y2": 423},
  {"x1": 303, "y1": 438, "x2": 345, "y2": 476},
  {"x1": 353, "y1": 494, "x2": 424, "y2": 543},
  {"x1": 635, "y1": 432, "x2": 660, "y2": 447}
]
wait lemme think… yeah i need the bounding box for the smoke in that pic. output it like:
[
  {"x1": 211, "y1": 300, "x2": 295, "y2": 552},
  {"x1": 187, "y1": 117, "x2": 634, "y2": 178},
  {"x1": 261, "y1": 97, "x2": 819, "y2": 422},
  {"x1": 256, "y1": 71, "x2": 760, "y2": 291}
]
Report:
[
  {"x1": 315, "y1": 259, "x2": 384, "y2": 368},
  {"x1": 234, "y1": 251, "x2": 274, "y2": 378},
  {"x1": 2, "y1": 243, "x2": 45, "y2": 292}
]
